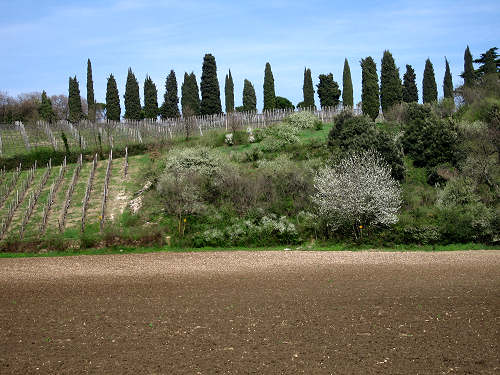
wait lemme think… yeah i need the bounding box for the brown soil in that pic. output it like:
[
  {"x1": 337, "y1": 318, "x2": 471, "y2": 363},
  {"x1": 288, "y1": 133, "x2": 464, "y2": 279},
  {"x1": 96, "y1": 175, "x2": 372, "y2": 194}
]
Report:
[{"x1": 0, "y1": 250, "x2": 499, "y2": 374}]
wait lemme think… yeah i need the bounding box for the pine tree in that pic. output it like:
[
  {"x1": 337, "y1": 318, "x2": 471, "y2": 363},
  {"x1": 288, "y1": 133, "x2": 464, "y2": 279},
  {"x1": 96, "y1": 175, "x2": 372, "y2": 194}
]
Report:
[
  {"x1": 68, "y1": 76, "x2": 83, "y2": 123},
  {"x1": 39, "y1": 90, "x2": 55, "y2": 123},
  {"x1": 87, "y1": 59, "x2": 96, "y2": 122},
  {"x1": 242, "y1": 79, "x2": 257, "y2": 112},
  {"x1": 225, "y1": 70, "x2": 234, "y2": 113},
  {"x1": 402, "y1": 65, "x2": 418, "y2": 103},
  {"x1": 380, "y1": 50, "x2": 402, "y2": 114},
  {"x1": 443, "y1": 58, "x2": 454, "y2": 99},
  {"x1": 124, "y1": 68, "x2": 141, "y2": 120},
  {"x1": 105, "y1": 74, "x2": 121, "y2": 121},
  {"x1": 342, "y1": 58, "x2": 353, "y2": 108},
  {"x1": 473, "y1": 47, "x2": 500, "y2": 77},
  {"x1": 316, "y1": 73, "x2": 341, "y2": 108},
  {"x1": 422, "y1": 58, "x2": 438, "y2": 104},
  {"x1": 461, "y1": 46, "x2": 475, "y2": 87},
  {"x1": 161, "y1": 70, "x2": 180, "y2": 119},
  {"x1": 143, "y1": 75, "x2": 158, "y2": 120},
  {"x1": 303, "y1": 68, "x2": 315, "y2": 108},
  {"x1": 263, "y1": 62, "x2": 276, "y2": 110},
  {"x1": 360, "y1": 57, "x2": 379, "y2": 120},
  {"x1": 200, "y1": 53, "x2": 222, "y2": 115}
]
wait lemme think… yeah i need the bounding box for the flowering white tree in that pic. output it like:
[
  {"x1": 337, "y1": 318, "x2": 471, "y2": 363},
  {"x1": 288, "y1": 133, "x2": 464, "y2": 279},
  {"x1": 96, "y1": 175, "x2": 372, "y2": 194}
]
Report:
[{"x1": 313, "y1": 150, "x2": 401, "y2": 237}]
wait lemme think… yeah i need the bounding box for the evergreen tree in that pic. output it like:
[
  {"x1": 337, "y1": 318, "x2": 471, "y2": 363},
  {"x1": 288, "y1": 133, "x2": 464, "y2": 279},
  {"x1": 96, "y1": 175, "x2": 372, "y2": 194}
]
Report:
[
  {"x1": 39, "y1": 90, "x2": 55, "y2": 123},
  {"x1": 316, "y1": 73, "x2": 341, "y2": 108},
  {"x1": 302, "y1": 68, "x2": 315, "y2": 108},
  {"x1": 443, "y1": 58, "x2": 454, "y2": 99},
  {"x1": 189, "y1": 72, "x2": 201, "y2": 115},
  {"x1": 105, "y1": 74, "x2": 121, "y2": 121},
  {"x1": 461, "y1": 46, "x2": 475, "y2": 87},
  {"x1": 380, "y1": 50, "x2": 402, "y2": 114},
  {"x1": 181, "y1": 72, "x2": 201, "y2": 116},
  {"x1": 360, "y1": 57, "x2": 379, "y2": 120},
  {"x1": 422, "y1": 58, "x2": 438, "y2": 104},
  {"x1": 275, "y1": 96, "x2": 295, "y2": 110},
  {"x1": 473, "y1": 47, "x2": 500, "y2": 77},
  {"x1": 200, "y1": 53, "x2": 222, "y2": 115},
  {"x1": 242, "y1": 79, "x2": 257, "y2": 112},
  {"x1": 263, "y1": 62, "x2": 276, "y2": 110},
  {"x1": 342, "y1": 58, "x2": 353, "y2": 108},
  {"x1": 161, "y1": 70, "x2": 180, "y2": 119},
  {"x1": 143, "y1": 75, "x2": 158, "y2": 120},
  {"x1": 86, "y1": 59, "x2": 96, "y2": 122},
  {"x1": 68, "y1": 76, "x2": 83, "y2": 123},
  {"x1": 402, "y1": 64, "x2": 418, "y2": 103},
  {"x1": 224, "y1": 70, "x2": 234, "y2": 113},
  {"x1": 124, "y1": 68, "x2": 141, "y2": 120}
]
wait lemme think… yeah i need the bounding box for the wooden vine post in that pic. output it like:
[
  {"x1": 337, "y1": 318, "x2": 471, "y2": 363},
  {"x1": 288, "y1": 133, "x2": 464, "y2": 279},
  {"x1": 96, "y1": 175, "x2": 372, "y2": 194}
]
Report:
[
  {"x1": 59, "y1": 154, "x2": 82, "y2": 232},
  {"x1": 99, "y1": 149, "x2": 113, "y2": 232},
  {"x1": 81, "y1": 154, "x2": 97, "y2": 233}
]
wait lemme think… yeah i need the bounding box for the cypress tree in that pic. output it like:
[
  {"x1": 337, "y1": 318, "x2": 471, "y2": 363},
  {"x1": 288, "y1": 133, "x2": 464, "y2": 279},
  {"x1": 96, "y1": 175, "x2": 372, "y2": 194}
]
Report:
[
  {"x1": 181, "y1": 72, "x2": 201, "y2": 117},
  {"x1": 225, "y1": 70, "x2": 234, "y2": 113},
  {"x1": 443, "y1": 58, "x2": 454, "y2": 99},
  {"x1": 105, "y1": 74, "x2": 121, "y2": 121},
  {"x1": 39, "y1": 90, "x2": 55, "y2": 123},
  {"x1": 316, "y1": 73, "x2": 341, "y2": 108},
  {"x1": 461, "y1": 46, "x2": 475, "y2": 87},
  {"x1": 302, "y1": 68, "x2": 315, "y2": 108},
  {"x1": 422, "y1": 58, "x2": 438, "y2": 104},
  {"x1": 68, "y1": 76, "x2": 83, "y2": 123},
  {"x1": 242, "y1": 79, "x2": 257, "y2": 112},
  {"x1": 161, "y1": 70, "x2": 180, "y2": 119},
  {"x1": 189, "y1": 72, "x2": 201, "y2": 115},
  {"x1": 402, "y1": 64, "x2": 418, "y2": 103},
  {"x1": 200, "y1": 53, "x2": 222, "y2": 115},
  {"x1": 143, "y1": 75, "x2": 158, "y2": 120},
  {"x1": 360, "y1": 57, "x2": 379, "y2": 121},
  {"x1": 380, "y1": 50, "x2": 402, "y2": 114},
  {"x1": 86, "y1": 59, "x2": 96, "y2": 122},
  {"x1": 124, "y1": 68, "x2": 141, "y2": 120},
  {"x1": 263, "y1": 62, "x2": 276, "y2": 110},
  {"x1": 342, "y1": 58, "x2": 353, "y2": 108}
]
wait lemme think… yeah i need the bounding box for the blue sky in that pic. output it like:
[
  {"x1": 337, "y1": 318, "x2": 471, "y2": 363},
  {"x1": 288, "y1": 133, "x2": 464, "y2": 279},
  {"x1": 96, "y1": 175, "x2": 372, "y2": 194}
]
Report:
[{"x1": 0, "y1": 0, "x2": 499, "y2": 110}]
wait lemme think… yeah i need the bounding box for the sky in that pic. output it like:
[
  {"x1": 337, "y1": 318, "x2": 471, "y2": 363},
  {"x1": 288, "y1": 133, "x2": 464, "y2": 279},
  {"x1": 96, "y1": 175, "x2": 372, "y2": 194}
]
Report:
[{"x1": 0, "y1": 0, "x2": 499, "y2": 111}]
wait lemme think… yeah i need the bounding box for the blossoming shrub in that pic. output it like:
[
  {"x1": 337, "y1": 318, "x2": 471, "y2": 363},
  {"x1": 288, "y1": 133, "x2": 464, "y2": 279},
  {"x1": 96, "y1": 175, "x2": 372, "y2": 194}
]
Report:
[
  {"x1": 285, "y1": 110, "x2": 321, "y2": 129},
  {"x1": 258, "y1": 123, "x2": 300, "y2": 152}
]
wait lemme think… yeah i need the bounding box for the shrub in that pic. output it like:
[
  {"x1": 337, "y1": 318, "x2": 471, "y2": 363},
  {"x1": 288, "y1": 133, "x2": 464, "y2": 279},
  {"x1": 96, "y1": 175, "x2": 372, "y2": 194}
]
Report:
[
  {"x1": 258, "y1": 123, "x2": 300, "y2": 152},
  {"x1": 285, "y1": 110, "x2": 320, "y2": 129}
]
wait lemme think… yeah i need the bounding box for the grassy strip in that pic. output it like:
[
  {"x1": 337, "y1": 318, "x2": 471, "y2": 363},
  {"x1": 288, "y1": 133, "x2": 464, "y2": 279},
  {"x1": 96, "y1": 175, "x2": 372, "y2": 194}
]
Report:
[{"x1": 0, "y1": 242, "x2": 498, "y2": 258}]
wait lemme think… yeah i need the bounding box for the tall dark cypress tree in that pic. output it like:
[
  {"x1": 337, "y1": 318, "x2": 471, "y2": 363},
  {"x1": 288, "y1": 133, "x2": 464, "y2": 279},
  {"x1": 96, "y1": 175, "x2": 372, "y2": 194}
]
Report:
[
  {"x1": 68, "y1": 76, "x2": 83, "y2": 123},
  {"x1": 342, "y1": 58, "x2": 353, "y2": 108},
  {"x1": 263, "y1": 62, "x2": 276, "y2": 110},
  {"x1": 316, "y1": 73, "x2": 341, "y2": 108},
  {"x1": 461, "y1": 46, "x2": 475, "y2": 87},
  {"x1": 161, "y1": 70, "x2": 180, "y2": 119},
  {"x1": 124, "y1": 68, "x2": 141, "y2": 120},
  {"x1": 106, "y1": 74, "x2": 121, "y2": 121},
  {"x1": 380, "y1": 50, "x2": 402, "y2": 114},
  {"x1": 39, "y1": 90, "x2": 55, "y2": 123},
  {"x1": 200, "y1": 53, "x2": 222, "y2": 115},
  {"x1": 402, "y1": 64, "x2": 418, "y2": 103},
  {"x1": 360, "y1": 57, "x2": 379, "y2": 120},
  {"x1": 86, "y1": 59, "x2": 96, "y2": 122},
  {"x1": 422, "y1": 58, "x2": 438, "y2": 104},
  {"x1": 189, "y1": 72, "x2": 201, "y2": 115},
  {"x1": 443, "y1": 58, "x2": 454, "y2": 99},
  {"x1": 143, "y1": 75, "x2": 158, "y2": 120},
  {"x1": 181, "y1": 72, "x2": 201, "y2": 117},
  {"x1": 242, "y1": 79, "x2": 257, "y2": 112},
  {"x1": 224, "y1": 70, "x2": 234, "y2": 113},
  {"x1": 302, "y1": 68, "x2": 315, "y2": 108}
]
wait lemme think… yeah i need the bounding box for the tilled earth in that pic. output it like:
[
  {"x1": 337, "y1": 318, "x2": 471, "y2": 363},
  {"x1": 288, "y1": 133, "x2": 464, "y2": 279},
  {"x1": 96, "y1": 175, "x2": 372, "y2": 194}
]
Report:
[{"x1": 0, "y1": 250, "x2": 499, "y2": 374}]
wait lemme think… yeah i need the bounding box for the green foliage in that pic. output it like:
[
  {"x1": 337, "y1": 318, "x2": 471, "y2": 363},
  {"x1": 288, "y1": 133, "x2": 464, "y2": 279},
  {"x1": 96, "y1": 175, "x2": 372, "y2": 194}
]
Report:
[
  {"x1": 263, "y1": 62, "x2": 276, "y2": 110},
  {"x1": 86, "y1": 59, "x2": 96, "y2": 122},
  {"x1": 361, "y1": 57, "x2": 379, "y2": 120},
  {"x1": 124, "y1": 68, "x2": 141, "y2": 120},
  {"x1": 60, "y1": 131, "x2": 70, "y2": 155},
  {"x1": 39, "y1": 91, "x2": 55, "y2": 123},
  {"x1": 181, "y1": 72, "x2": 201, "y2": 117},
  {"x1": 68, "y1": 76, "x2": 83, "y2": 123},
  {"x1": 461, "y1": 46, "x2": 475, "y2": 87},
  {"x1": 443, "y1": 58, "x2": 454, "y2": 99},
  {"x1": 402, "y1": 64, "x2": 418, "y2": 103},
  {"x1": 380, "y1": 50, "x2": 402, "y2": 114},
  {"x1": 422, "y1": 59, "x2": 438, "y2": 104},
  {"x1": 342, "y1": 58, "x2": 353, "y2": 108},
  {"x1": 302, "y1": 68, "x2": 315, "y2": 108},
  {"x1": 473, "y1": 47, "x2": 500, "y2": 78},
  {"x1": 143, "y1": 75, "x2": 159, "y2": 119},
  {"x1": 161, "y1": 70, "x2": 180, "y2": 119},
  {"x1": 285, "y1": 111, "x2": 320, "y2": 129},
  {"x1": 275, "y1": 96, "x2": 295, "y2": 110},
  {"x1": 225, "y1": 70, "x2": 234, "y2": 113},
  {"x1": 242, "y1": 79, "x2": 257, "y2": 112},
  {"x1": 105, "y1": 74, "x2": 121, "y2": 121},
  {"x1": 259, "y1": 123, "x2": 300, "y2": 152},
  {"x1": 200, "y1": 53, "x2": 222, "y2": 115},
  {"x1": 316, "y1": 73, "x2": 341, "y2": 108}
]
